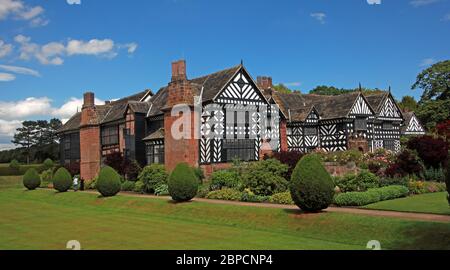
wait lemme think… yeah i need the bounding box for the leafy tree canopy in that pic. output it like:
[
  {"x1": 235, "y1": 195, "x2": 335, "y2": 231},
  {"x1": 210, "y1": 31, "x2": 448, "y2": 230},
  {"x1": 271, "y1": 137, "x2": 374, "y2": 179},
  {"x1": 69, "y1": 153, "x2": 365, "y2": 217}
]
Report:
[
  {"x1": 412, "y1": 60, "x2": 450, "y2": 102},
  {"x1": 272, "y1": 84, "x2": 299, "y2": 94},
  {"x1": 398, "y1": 95, "x2": 418, "y2": 112},
  {"x1": 309, "y1": 85, "x2": 385, "y2": 95}
]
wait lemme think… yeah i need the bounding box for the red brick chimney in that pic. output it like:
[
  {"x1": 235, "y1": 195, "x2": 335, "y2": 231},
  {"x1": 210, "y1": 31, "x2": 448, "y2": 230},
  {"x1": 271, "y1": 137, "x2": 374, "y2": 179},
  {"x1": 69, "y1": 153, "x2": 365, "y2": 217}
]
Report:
[
  {"x1": 164, "y1": 60, "x2": 199, "y2": 171},
  {"x1": 80, "y1": 91, "x2": 101, "y2": 182},
  {"x1": 166, "y1": 60, "x2": 194, "y2": 108},
  {"x1": 257, "y1": 76, "x2": 273, "y2": 91}
]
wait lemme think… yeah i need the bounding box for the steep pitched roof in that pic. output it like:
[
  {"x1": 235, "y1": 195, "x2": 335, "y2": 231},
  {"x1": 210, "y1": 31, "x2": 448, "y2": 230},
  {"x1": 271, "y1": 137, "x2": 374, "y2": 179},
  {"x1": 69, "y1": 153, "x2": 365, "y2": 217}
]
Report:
[
  {"x1": 57, "y1": 90, "x2": 152, "y2": 132},
  {"x1": 365, "y1": 92, "x2": 389, "y2": 113},
  {"x1": 58, "y1": 112, "x2": 81, "y2": 133}
]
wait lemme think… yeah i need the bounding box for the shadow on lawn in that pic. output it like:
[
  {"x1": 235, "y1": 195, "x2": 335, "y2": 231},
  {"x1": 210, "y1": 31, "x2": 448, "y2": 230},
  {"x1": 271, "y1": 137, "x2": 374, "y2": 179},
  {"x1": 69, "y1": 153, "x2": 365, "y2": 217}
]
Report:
[{"x1": 388, "y1": 223, "x2": 450, "y2": 250}]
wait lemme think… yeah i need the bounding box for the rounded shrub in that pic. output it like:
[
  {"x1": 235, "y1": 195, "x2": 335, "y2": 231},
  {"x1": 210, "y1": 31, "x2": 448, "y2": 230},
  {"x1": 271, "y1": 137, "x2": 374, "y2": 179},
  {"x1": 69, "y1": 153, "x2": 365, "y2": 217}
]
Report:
[
  {"x1": 168, "y1": 163, "x2": 199, "y2": 202},
  {"x1": 43, "y1": 158, "x2": 54, "y2": 170},
  {"x1": 138, "y1": 164, "x2": 168, "y2": 193},
  {"x1": 52, "y1": 167, "x2": 72, "y2": 192},
  {"x1": 23, "y1": 168, "x2": 41, "y2": 190},
  {"x1": 290, "y1": 154, "x2": 334, "y2": 212},
  {"x1": 97, "y1": 166, "x2": 121, "y2": 197}
]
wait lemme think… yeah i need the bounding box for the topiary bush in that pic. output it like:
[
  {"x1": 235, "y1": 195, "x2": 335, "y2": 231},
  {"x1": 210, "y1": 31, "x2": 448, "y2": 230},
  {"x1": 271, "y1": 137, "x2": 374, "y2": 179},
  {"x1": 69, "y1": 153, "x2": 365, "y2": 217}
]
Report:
[
  {"x1": 23, "y1": 168, "x2": 41, "y2": 190},
  {"x1": 210, "y1": 170, "x2": 241, "y2": 191},
  {"x1": 168, "y1": 163, "x2": 199, "y2": 202},
  {"x1": 138, "y1": 164, "x2": 168, "y2": 193},
  {"x1": 290, "y1": 154, "x2": 334, "y2": 212},
  {"x1": 97, "y1": 166, "x2": 121, "y2": 197},
  {"x1": 52, "y1": 167, "x2": 72, "y2": 192},
  {"x1": 43, "y1": 158, "x2": 54, "y2": 170},
  {"x1": 269, "y1": 192, "x2": 295, "y2": 205},
  {"x1": 206, "y1": 188, "x2": 243, "y2": 201}
]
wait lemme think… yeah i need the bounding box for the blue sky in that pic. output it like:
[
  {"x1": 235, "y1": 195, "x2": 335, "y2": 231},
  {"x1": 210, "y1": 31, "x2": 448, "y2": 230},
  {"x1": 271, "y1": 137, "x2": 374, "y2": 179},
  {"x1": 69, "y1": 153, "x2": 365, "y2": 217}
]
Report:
[{"x1": 0, "y1": 0, "x2": 449, "y2": 149}]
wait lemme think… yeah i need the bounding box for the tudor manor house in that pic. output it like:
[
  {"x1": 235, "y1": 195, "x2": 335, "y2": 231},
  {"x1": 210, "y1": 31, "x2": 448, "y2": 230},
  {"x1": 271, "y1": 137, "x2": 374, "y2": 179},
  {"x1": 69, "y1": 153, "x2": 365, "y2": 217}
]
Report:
[{"x1": 57, "y1": 60, "x2": 425, "y2": 181}]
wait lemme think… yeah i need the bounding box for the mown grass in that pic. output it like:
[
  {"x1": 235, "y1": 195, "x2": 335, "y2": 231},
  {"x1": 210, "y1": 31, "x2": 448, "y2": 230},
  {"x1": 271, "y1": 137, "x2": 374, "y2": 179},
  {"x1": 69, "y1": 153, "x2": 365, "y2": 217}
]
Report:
[
  {"x1": 0, "y1": 176, "x2": 449, "y2": 250},
  {"x1": 364, "y1": 192, "x2": 450, "y2": 215}
]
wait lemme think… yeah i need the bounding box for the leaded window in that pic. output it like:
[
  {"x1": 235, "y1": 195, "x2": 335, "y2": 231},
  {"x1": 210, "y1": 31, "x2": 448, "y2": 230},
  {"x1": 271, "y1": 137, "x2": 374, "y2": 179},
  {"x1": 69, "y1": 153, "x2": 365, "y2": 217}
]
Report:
[
  {"x1": 354, "y1": 118, "x2": 367, "y2": 131},
  {"x1": 102, "y1": 126, "x2": 119, "y2": 146},
  {"x1": 146, "y1": 144, "x2": 164, "y2": 164},
  {"x1": 223, "y1": 139, "x2": 254, "y2": 162}
]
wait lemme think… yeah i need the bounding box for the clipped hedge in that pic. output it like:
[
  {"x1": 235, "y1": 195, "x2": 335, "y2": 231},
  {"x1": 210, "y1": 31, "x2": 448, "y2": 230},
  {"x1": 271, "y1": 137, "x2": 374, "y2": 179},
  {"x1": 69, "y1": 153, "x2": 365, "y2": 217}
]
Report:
[
  {"x1": 168, "y1": 163, "x2": 199, "y2": 202},
  {"x1": 334, "y1": 185, "x2": 409, "y2": 206},
  {"x1": 97, "y1": 166, "x2": 121, "y2": 197},
  {"x1": 206, "y1": 188, "x2": 243, "y2": 201},
  {"x1": 52, "y1": 167, "x2": 72, "y2": 192},
  {"x1": 23, "y1": 168, "x2": 41, "y2": 190}
]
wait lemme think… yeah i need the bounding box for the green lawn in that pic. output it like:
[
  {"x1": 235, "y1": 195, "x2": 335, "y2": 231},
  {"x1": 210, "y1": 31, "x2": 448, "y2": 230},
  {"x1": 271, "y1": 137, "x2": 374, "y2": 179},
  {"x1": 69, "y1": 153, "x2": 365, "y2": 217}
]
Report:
[
  {"x1": 364, "y1": 192, "x2": 450, "y2": 215},
  {"x1": 1, "y1": 176, "x2": 449, "y2": 250}
]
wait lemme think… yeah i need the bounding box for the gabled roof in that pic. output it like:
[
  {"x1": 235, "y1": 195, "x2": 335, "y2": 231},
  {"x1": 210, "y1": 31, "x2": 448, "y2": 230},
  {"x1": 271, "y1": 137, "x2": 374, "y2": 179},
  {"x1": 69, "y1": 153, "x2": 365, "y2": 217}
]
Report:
[
  {"x1": 57, "y1": 89, "x2": 152, "y2": 132},
  {"x1": 365, "y1": 92, "x2": 389, "y2": 113}
]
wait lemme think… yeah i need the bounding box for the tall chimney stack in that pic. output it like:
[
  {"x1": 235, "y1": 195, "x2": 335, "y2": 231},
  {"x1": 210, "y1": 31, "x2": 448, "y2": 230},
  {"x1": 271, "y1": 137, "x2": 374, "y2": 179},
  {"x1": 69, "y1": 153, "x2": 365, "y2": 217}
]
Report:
[
  {"x1": 171, "y1": 60, "x2": 187, "y2": 82},
  {"x1": 83, "y1": 92, "x2": 95, "y2": 109},
  {"x1": 257, "y1": 76, "x2": 273, "y2": 90}
]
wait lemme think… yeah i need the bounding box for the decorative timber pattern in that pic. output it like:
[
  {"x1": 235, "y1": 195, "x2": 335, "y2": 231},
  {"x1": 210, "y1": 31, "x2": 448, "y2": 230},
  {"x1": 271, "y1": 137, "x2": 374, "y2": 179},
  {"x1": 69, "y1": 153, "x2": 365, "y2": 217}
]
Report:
[
  {"x1": 216, "y1": 71, "x2": 266, "y2": 106},
  {"x1": 320, "y1": 124, "x2": 347, "y2": 152},
  {"x1": 379, "y1": 97, "x2": 401, "y2": 119},
  {"x1": 405, "y1": 115, "x2": 425, "y2": 135},
  {"x1": 350, "y1": 95, "x2": 373, "y2": 116}
]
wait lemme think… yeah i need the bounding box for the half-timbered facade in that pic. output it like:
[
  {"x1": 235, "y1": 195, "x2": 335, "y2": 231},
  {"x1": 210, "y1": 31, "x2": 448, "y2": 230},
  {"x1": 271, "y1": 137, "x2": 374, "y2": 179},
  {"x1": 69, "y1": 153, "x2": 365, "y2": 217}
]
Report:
[
  {"x1": 58, "y1": 60, "x2": 426, "y2": 180},
  {"x1": 401, "y1": 111, "x2": 426, "y2": 136}
]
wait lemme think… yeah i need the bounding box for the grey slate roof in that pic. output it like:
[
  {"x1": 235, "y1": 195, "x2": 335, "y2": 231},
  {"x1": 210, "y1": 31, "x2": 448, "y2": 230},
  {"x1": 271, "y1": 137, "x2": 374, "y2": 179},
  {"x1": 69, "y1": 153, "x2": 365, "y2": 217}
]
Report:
[
  {"x1": 58, "y1": 112, "x2": 81, "y2": 133},
  {"x1": 143, "y1": 128, "x2": 165, "y2": 141},
  {"x1": 365, "y1": 92, "x2": 388, "y2": 114}
]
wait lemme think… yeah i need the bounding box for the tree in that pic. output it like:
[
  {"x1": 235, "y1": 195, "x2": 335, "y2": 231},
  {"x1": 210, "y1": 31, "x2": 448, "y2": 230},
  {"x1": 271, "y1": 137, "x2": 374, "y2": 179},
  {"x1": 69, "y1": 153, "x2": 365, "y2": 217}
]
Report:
[
  {"x1": 273, "y1": 84, "x2": 294, "y2": 94},
  {"x1": 11, "y1": 121, "x2": 38, "y2": 164},
  {"x1": 416, "y1": 99, "x2": 450, "y2": 131},
  {"x1": 398, "y1": 96, "x2": 418, "y2": 112},
  {"x1": 412, "y1": 60, "x2": 450, "y2": 102},
  {"x1": 309, "y1": 85, "x2": 384, "y2": 96}
]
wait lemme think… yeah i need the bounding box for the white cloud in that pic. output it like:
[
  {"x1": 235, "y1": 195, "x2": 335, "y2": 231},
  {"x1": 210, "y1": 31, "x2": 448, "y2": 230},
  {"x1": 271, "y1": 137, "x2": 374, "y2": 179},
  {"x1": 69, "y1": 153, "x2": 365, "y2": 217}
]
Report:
[
  {"x1": 15, "y1": 35, "x2": 65, "y2": 65},
  {"x1": 0, "y1": 40, "x2": 13, "y2": 58},
  {"x1": 410, "y1": 0, "x2": 440, "y2": 7},
  {"x1": 0, "y1": 97, "x2": 53, "y2": 120},
  {"x1": 0, "y1": 0, "x2": 48, "y2": 27},
  {"x1": 124, "y1": 43, "x2": 138, "y2": 54},
  {"x1": 0, "y1": 73, "x2": 15, "y2": 81},
  {"x1": 0, "y1": 119, "x2": 21, "y2": 136},
  {"x1": 367, "y1": 0, "x2": 382, "y2": 4},
  {"x1": 311, "y1": 12, "x2": 326, "y2": 24},
  {"x1": 419, "y1": 58, "x2": 436, "y2": 67},
  {"x1": 0, "y1": 64, "x2": 40, "y2": 77},
  {"x1": 0, "y1": 143, "x2": 16, "y2": 151},
  {"x1": 66, "y1": 39, "x2": 115, "y2": 56},
  {"x1": 67, "y1": 0, "x2": 81, "y2": 5},
  {"x1": 52, "y1": 97, "x2": 103, "y2": 120}
]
